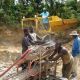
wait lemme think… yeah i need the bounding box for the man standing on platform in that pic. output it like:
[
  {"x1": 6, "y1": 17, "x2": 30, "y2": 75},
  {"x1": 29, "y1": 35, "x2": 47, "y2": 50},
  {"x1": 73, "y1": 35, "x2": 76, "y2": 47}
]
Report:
[{"x1": 40, "y1": 8, "x2": 49, "y2": 30}]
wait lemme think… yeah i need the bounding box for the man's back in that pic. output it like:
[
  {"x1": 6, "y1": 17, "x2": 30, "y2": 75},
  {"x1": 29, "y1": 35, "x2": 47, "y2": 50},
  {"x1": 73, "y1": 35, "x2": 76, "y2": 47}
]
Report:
[
  {"x1": 72, "y1": 36, "x2": 80, "y2": 57},
  {"x1": 60, "y1": 47, "x2": 73, "y2": 64}
]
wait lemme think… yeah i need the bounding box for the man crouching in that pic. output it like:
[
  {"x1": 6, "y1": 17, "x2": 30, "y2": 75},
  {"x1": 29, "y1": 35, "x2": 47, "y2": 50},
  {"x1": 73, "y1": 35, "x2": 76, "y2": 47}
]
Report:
[{"x1": 49, "y1": 42, "x2": 74, "y2": 80}]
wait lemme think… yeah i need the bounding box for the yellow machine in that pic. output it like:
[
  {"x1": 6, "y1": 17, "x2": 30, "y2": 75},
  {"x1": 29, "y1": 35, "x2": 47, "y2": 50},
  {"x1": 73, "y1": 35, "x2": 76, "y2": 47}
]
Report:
[{"x1": 21, "y1": 16, "x2": 78, "y2": 35}]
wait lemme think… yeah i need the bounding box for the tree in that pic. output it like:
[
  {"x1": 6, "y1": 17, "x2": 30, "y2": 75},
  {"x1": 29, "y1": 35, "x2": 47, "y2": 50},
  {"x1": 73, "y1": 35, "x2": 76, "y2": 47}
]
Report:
[{"x1": 0, "y1": 0, "x2": 80, "y2": 25}]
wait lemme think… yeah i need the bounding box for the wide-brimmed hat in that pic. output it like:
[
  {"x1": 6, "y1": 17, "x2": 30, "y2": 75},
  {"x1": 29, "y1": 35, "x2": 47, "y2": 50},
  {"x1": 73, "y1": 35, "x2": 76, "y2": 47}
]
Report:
[{"x1": 69, "y1": 31, "x2": 79, "y2": 35}]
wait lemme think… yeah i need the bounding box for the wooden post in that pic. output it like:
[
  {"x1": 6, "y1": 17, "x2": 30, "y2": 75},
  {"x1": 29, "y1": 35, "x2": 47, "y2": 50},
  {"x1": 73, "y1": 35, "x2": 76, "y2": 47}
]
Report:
[
  {"x1": 54, "y1": 61, "x2": 57, "y2": 76},
  {"x1": 39, "y1": 47, "x2": 42, "y2": 80},
  {"x1": 21, "y1": 19, "x2": 24, "y2": 30}
]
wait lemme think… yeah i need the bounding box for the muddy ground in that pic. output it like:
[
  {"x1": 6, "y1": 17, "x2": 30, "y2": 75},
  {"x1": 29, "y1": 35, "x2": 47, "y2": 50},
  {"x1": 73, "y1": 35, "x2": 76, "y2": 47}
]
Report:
[{"x1": 0, "y1": 26, "x2": 80, "y2": 80}]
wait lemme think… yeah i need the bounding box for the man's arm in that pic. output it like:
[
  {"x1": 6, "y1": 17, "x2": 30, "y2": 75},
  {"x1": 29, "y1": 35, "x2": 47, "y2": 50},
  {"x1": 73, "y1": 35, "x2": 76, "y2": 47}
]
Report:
[
  {"x1": 39, "y1": 13, "x2": 41, "y2": 16},
  {"x1": 47, "y1": 12, "x2": 49, "y2": 17},
  {"x1": 49, "y1": 49, "x2": 57, "y2": 59},
  {"x1": 51, "y1": 53, "x2": 62, "y2": 61}
]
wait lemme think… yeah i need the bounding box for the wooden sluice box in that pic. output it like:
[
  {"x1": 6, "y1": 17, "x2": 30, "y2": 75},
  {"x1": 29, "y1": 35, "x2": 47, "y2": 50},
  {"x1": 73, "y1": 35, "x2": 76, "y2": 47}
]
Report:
[{"x1": 2, "y1": 42, "x2": 60, "y2": 80}]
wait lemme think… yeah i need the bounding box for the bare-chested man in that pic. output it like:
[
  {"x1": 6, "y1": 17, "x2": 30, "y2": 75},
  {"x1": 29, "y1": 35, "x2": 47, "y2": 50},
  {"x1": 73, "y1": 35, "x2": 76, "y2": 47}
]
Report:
[{"x1": 49, "y1": 42, "x2": 74, "y2": 79}]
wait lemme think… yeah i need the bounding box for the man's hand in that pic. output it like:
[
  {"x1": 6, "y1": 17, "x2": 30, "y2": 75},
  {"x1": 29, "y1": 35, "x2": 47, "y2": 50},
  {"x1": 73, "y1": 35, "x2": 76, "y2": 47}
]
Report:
[
  {"x1": 48, "y1": 56, "x2": 53, "y2": 60},
  {"x1": 44, "y1": 57, "x2": 49, "y2": 61}
]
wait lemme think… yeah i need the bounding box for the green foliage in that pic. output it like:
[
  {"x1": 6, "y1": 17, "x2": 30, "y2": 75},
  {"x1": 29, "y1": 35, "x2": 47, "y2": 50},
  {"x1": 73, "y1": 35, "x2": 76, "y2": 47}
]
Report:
[{"x1": 0, "y1": 0, "x2": 80, "y2": 25}]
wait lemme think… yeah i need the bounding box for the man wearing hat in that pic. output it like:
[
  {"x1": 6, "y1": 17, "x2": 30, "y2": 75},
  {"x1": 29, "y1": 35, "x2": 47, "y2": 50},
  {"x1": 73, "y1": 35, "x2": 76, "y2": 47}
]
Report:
[
  {"x1": 70, "y1": 30, "x2": 80, "y2": 78},
  {"x1": 40, "y1": 8, "x2": 49, "y2": 30}
]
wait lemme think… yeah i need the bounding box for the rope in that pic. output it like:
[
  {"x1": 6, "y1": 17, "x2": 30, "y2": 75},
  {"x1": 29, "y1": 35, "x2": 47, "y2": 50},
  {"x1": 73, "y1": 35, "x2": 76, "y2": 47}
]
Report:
[{"x1": 0, "y1": 49, "x2": 32, "y2": 77}]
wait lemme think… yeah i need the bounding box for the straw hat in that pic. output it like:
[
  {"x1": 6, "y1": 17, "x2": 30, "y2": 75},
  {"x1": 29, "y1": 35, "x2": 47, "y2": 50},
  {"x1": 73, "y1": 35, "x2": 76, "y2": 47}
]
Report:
[{"x1": 69, "y1": 31, "x2": 79, "y2": 35}]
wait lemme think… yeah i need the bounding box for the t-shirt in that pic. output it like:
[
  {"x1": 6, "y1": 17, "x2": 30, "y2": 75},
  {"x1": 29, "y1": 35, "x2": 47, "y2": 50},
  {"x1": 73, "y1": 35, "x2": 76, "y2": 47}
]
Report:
[
  {"x1": 40, "y1": 11, "x2": 49, "y2": 23},
  {"x1": 72, "y1": 37, "x2": 80, "y2": 57},
  {"x1": 30, "y1": 33, "x2": 37, "y2": 41},
  {"x1": 22, "y1": 36, "x2": 32, "y2": 53}
]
